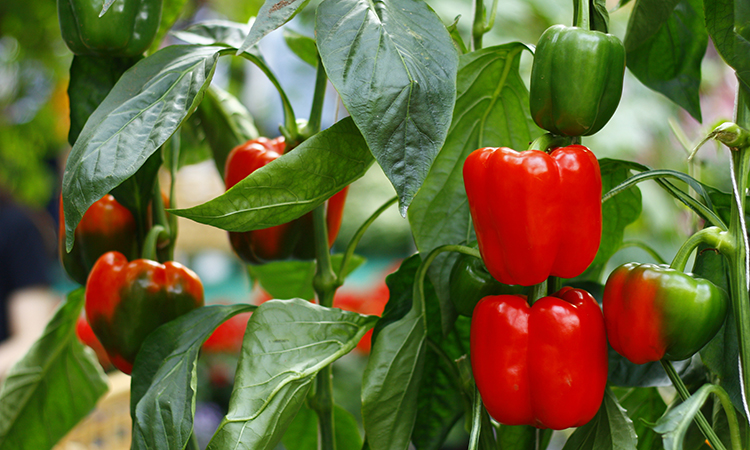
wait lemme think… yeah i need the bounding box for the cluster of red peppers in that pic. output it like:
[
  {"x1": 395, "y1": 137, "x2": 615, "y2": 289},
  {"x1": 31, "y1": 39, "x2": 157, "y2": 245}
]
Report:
[{"x1": 460, "y1": 12, "x2": 727, "y2": 431}]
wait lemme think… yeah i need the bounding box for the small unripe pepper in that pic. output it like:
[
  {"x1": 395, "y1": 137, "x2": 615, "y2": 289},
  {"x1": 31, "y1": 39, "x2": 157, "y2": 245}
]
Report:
[
  {"x1": 224, "y1": 136, "x2": 348, "y2": 265},
  {"x1": 529, "y1": 24, "x2": 626, "y2": 137},
  {"x1": 85, "y1": 251, "x2": 204, "y2": 374},
  {"x1": 471, "y1": 287, "x2": 608, "y2": 430},
  {"x1": 57, "y1": 0, "x2": 162, "y2": 57},
  {"x1": 603, "y1": 263, "x2": 728, "y2": 364}
]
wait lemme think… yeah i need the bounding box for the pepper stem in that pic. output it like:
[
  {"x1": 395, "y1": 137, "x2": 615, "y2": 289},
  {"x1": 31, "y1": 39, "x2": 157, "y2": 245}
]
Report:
[
  {"x1": 528, "y1": 280, "x2": 547, "y2": 305},
  {"x1": 573, "y1": 0, "x2": 590, "y2": 31},
  {"x1": 669, "y1": 226, "x2": 730, "y2": 272},
  {"x1": 142, "y1": 225, "x2": 168, "y2": 261},
  {"x1": 527, "y1": 133, "x2": 573, "y2": 152}
]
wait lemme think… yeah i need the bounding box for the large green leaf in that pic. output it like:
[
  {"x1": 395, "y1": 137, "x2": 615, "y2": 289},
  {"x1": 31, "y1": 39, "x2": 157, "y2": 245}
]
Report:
[
  {"x1": 0, "y1": 289, "x2": 109, "y2": 450},
  {"x1": 624, "y1": 0, "x2": 681, "y2": 52},
  {"x1": 316, "y1": 0, "x2": 459, "y2": 215},
  {"x1": 407, "y1": 42, "x2": 538, "y2": 335},
  {"x1": 171, "y1": 19, "x2": 251, "y2": 49},
  {"x1": 61, "y1": 44, "x2": 228, "y2": 251},
  {"x1": 561, "y1": 388, "x2": 638, "y2": 450},
  {"x1": 130, "y1": 304, "x2": 255, "y2": 450},
  {"x1": 248, "y1": 253, "x2": 366, "y2": 300},
  {"x1": 626, "y1": 0, "x2": 707, "y2": 121},
  {"x1": 653, "y1": 384, "x2": 727, "y2": 450},
  {"x1": 170, "y1": 117, "x2": 373, "y2": 231},
  {"x1": 207, "y1": 299, "x2": 377, "y2": 450},
  {"x1": 705, "y1": 0, "x2": 750, "y2": 90},
  {"x1": 282, "y1": 403, "x2": 363, "y2": 450},
  {"x1": 363, "y1": 255, "x2": 429, "y2": 450},
  {"x1": 614, "y1": 387, "x2": 668, "y2": 450}
]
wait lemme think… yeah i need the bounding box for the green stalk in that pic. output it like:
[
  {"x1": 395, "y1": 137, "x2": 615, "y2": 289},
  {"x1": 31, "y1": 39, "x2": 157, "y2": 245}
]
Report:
[
  {"x1": 528, "y1": 280, "x2": 547, "y2": 305},
  {"x1": 141, "y1": 224, "x2": 167, "y2": 261},
  {"x1": 305, "y1": 54, "x2": 328, "y2": 139},
  {"x1": 337, "y1": 196, "x2": 398, "y2": 279},
  {"x1": 312, "y1": 205, "x2": 338, "y2": 450},
  {"x1": 668, "y1": 226, "x2": 730, "y2": 272},
  {"x1": 573, "y1": 0, "x2": 590, "y2": 30},
  {"x1": 661, "y1": 360, "x2": 727, "y2": 450},
  {"x1": 471, "y1": 0, "x2": 485, "y2": 51},
  {"x1": 468, "y1": 384, "x2": 483, "y2": 450}
]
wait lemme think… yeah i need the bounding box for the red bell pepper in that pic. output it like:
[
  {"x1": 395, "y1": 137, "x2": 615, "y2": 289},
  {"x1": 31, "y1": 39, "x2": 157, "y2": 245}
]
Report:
[
  {"x1": 85, "y1": 251, "x2": 204, "y2": 374},
  {"x1": 224, "y1": 136, "x2": 348, "y2": 265},
  {"x1": 59, "y1": 194, "x2": 139, "y2": 285},
  {"x1": 463, "y1": 145, "x2": 602, "y2": 286},
  {"x1": 470, "y1": 287, "x2": 608, "y2": 430}
]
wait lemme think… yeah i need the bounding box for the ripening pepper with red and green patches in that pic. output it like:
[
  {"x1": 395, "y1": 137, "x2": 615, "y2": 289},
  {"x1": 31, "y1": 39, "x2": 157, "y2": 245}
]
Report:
[
  {"x1": 224, "y1": 136, "x2": 348, "y2": 265},
  {"x1": 85, "y1": 251, "x2": 204, "y2": 374},
  {"x1": 59, "y1": 194, "x2": 139, "y2": 285},
  {"x1": 603, "y1": 263, "x2": 728, "y2": 364}
]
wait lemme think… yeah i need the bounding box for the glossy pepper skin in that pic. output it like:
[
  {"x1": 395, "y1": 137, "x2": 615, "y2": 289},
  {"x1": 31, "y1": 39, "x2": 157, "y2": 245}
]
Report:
[
  {"x1": 603, "y1": 263, "x2": 728, "y2": 364},
  {"x1": 471, "y1": 287, "x2": 608, "y2": 430},
  {"x1": 529, "y1": 25, "x2": 626, "y2": 137},
  {"x1": 85, "y1": 251, "x2": 204, "y2": 374},
  {"x1": 449, "y1": 244, "x2": 526, "y2": 317},
  {"x1": 224, "y1": 136, "x2": 348, "y2": 265},
  {"x1": 57, "y1": 0, "x2": 162, "y2": 57},
  {"x1": 59, "y1": 194, "x2": 139, "y2": 285},
  {"x1": 463, "y1": 145, "x2": 601, "y2": 286}
]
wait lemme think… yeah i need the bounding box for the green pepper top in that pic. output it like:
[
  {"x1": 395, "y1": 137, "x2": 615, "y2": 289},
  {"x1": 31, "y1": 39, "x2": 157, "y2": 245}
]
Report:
[
  {"x1": 58, "y1": 0, "x2": 162, "y2": 57},
  {"x1": 529, "y1": 24, "x2": 626, "y2": 137}
]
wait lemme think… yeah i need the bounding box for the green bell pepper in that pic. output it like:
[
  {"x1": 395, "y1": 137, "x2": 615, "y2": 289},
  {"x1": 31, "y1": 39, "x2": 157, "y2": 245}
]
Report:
[
  {"x1": 449, "y1": 244, "x2": 526, "y2": 317},
  {"x1": 602, "y1": 263, "x2": 728, "y2": 364},
  {"x1": 529, "y1": 24, "x2": 626, "y2": 137},
  {"x1": 57, "y1": 0, "x2": 162, "y2": 57}
]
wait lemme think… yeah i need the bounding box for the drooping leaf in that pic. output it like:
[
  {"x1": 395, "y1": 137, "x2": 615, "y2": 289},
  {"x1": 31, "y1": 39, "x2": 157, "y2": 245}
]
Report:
[
  {"x1": 248, "y1": 253, "x2": 366, "y2": 300},
  {"x1": 207, "y1": 299, "x2": 377, "y2": 450},
  {"x1": 624, "y1": 0, "x2": 680, "y2": 52},
  {"x1": 61, "y1": 44, "x2": 228, "y2": 251},
  {"x1": 130, "y1": 304, "x2": 255, "y2": 450},
  {"x1": 653, "y1": 384, "x2": 727, "y2": 450},
  {"x1": 237, "y1": 0, "x2": 311, "y2": 54},
  {"x1": 169, "y1": 117, "x2": 373, "y2": 231},
  {"x1": 0, "y1": 289, "x2": 109, "y2": 450},
  {"x1": 316, "y1": 0, "x2": 459, "y2": 215},
  {"x1": 407, "y1": 43, "x2": 538, "y2": 335},
  {"x1": 363, "y1": 255, "x2": 429, "y2": 450},
  {"x1": 705, "y1": 0, "x2": 750, "y2": 90},
  {"x1": 67, "y1": 55, "x2": 137, "y2": 146},
  {"x1": 626, "y1": 0, "x2": 707, "y2": 121},
  {"x1": 195, "y1": 84, "x2": 259, "y2": 178},
  {"x1": 578, "y1": 158, "x2": 643, "y2": 282},
  {"x1": 561, "y1": 388, "x2": 638, "y2": 450}
]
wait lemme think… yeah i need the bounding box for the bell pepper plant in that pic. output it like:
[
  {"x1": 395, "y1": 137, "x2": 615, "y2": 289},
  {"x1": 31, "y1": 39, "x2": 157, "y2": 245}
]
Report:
[
  {"x1": 85, "y1": 251, "x2": 204, "y2": 374},
  {"x1": 463, "y1": 145, "x2": 601, "y2": 286},
  {"x1": 470, "y1": 287, "x2": 608, "y2": 430},
  {"x1": 9, "y1": 0, "x2": 750, "y2": 448}
]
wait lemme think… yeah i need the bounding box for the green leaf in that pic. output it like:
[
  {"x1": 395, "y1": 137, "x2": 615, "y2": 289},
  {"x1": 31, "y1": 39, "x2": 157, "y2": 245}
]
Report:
[
  {"x1": 579, "y1": 159, "x2": 642, "y2": 282},
  {"x1": 316, "y1": 0, "x2": 459, "y2": 215},
  {"x1": 195, "y1": 84, "x2": 259, "y2": 179},
  {"x1": 614, "y1": 387, "x2": 668, "y2": 450},
  {"x1": 411, "y1": 317, "x2": 469, "y2": 450},
  {"x1": 653, "y1": 384, "x2": 723, "y2": 449},
  {"x1": 169, "y1": 117, "x2": 373, "y2": 231},
  {"x1": 207, "y1": 299, "x2": 377, "y2": 450},
  {"x1": 561, "y1": 388, "x2": 638, "y2": 450},
  {"x1": 248, "y1": 253, "x2": 366, "y2": 300},
  {"x1": 608, "y1": 352, "x2": 701, "y2": 388},
  {"x1": 130, "y1": 304, "x2": 255, "y2": 450},
  {"x1": 67, "y1": 55, "x2": 136, "y2": 146},
  {"x1": 283, "y1": 403, "x2": 363, "y2": 450},
  {"x1": 407, "y1": 43, "x2": 538, "y2": 335},
  {"x1": 624, "y1": 0, "x2": 680, "y2": 52},
  {"x1": 363, "y1": 255, "x2": 429, "y2": 450},
  {"x1": 149, "y1": 0, "x2": 190, "y2": 54},
  {"x1": 705, "y1": 0, "x2": 750, "y2": 90},
  {"x1": 0, "y1": 289, "x2": 109, "y2": 450},
  {"x1": 626, "y1": 0, "x2": 706, "y2": 121},
  {"x1": 237, "y1": 0, "x2": 311, "y2": 54},
  {"x1": 61, "y1": 44, "x2": 227, "y2": 252},
  {"x1": 283, "y1": 29, "x2": 318, "y2": 67},
  {"x1": 171, "y1": 19, "x2": 251, "y2": 49},
  {"x1": 109, "y1": 147, "x2": 162, "y2": 233}
]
